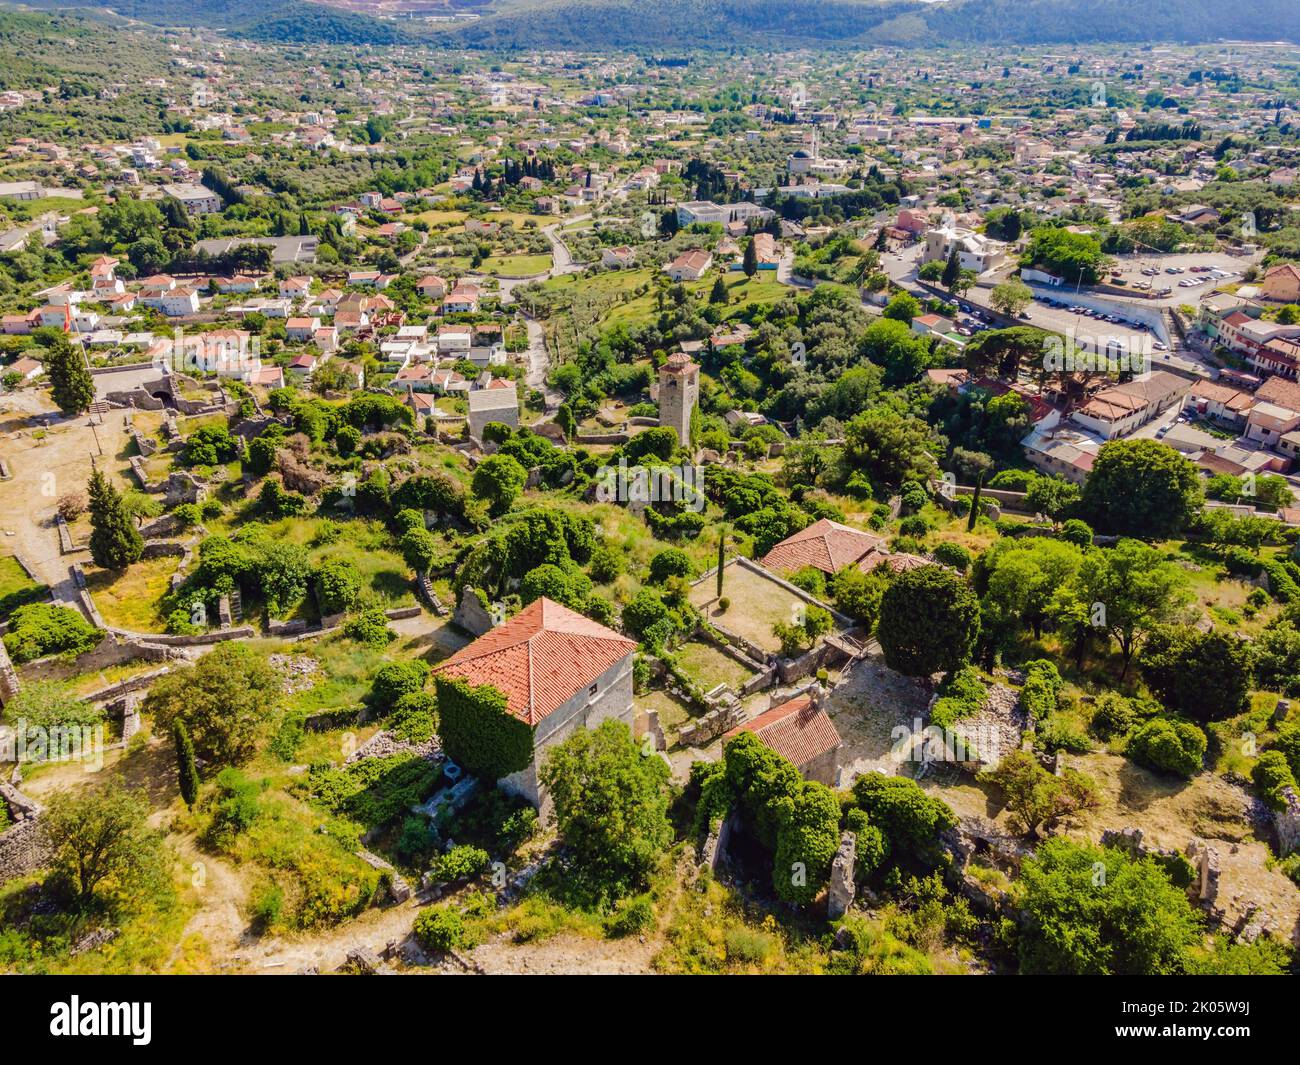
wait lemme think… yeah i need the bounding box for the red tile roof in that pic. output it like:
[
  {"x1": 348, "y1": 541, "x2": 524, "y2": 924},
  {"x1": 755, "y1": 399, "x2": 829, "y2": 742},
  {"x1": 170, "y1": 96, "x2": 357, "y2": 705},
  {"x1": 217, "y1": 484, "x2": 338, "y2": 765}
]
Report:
[
  {"x1": 433, "y1": 598, "x2": 636, "y2": 727},
  {"x1": 761, "y1": 517, "x2": 886, "y2": 576},
  {"x1": 725, "y1": 693, "x2": 841, "y2": 769}
]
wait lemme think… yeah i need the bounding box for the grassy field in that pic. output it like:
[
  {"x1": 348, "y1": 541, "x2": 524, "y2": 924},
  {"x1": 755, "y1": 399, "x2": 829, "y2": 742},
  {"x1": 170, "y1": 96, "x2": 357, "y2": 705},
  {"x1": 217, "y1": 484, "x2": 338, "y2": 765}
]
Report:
[
  {"x1": 691, "y1": 558, "x2": 818, "y2": 655},
  {"x1": 0, "y1": 554, "x2": 46, "y2": 614},
  {"x1": 85, "y1": 555, "x2": 181, "y2": 632},
  {"x1": 676, "y1": 639, "x2": 759, "y2": 693}
]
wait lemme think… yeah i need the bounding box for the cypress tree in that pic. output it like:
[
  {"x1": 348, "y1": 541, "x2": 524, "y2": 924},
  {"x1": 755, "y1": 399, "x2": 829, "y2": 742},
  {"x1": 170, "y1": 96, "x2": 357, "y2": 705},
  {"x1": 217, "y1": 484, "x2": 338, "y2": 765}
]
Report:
[
  {"x1": 941, "y1": 246, "x2": 961, "y2": 291},
  {"x1": 967, "y1": 471, "x2": 984, "y2": 533},
  {"x1": 45, "y1": 334, "x2": 94, "y2": 416},
  {"x1": 716, "y1": 527, "x2": 727, "y2": 600},
  {"x1": 174, "y1": 719, "x2": 199, "y2": 808},
  {"x1": 743, "y1": 237, "x2": 758, "y2": 278},
  {"x1": 88, "y1": 468, "x2": 143, "y2": 570}
]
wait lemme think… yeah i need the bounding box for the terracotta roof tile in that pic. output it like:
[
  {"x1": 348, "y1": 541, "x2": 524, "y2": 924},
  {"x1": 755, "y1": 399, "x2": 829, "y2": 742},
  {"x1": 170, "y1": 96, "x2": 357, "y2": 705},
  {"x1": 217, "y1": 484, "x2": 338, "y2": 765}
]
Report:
[
  {"x1": 761, "y1": 518, "x2": 886, "y2": 575},
  {"x1": 725, "y1": 693, "x2": 841, "y2": 769},
  {"x1": 433, "y1": 598, "x2": 636, "y2": 726}
]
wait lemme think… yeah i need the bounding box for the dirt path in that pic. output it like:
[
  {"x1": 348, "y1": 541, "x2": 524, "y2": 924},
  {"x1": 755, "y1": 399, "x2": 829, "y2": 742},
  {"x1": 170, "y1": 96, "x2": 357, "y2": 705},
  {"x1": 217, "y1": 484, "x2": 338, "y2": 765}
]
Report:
[{"x1": 0, "y1": 399, "x2": 132, "y2": 602}]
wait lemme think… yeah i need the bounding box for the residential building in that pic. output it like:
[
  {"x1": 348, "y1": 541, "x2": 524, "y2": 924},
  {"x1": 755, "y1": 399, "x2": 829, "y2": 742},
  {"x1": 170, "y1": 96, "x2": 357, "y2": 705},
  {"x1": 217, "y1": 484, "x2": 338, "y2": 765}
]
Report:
[
  {"x1": 432, "y1": 598, "x2": 637, "y2": 813},
  {"x1": 163, "y1": 182, "x2": 221, "y2": 216},
  {"x1": 467, "y1": 385, "x2": 520, "y2": 440}
]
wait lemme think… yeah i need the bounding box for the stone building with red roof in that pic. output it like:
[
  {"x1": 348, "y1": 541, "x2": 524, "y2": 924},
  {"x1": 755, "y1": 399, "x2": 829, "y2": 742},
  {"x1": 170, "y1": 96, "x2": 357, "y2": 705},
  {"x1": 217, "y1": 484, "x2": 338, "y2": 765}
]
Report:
[
  {"x1": 724, "y1": 687, "x2": 842, "y2": 785},
  {"x1": 432, "y1": 598, "x2": 637, "y2": 811}
]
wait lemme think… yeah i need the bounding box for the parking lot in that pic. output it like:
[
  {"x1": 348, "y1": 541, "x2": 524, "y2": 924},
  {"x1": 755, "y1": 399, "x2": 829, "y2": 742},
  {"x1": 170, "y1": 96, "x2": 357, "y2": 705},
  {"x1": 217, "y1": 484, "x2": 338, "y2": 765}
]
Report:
[
  {"x1": 1019, "y1": 293, "x2": 1163, "y2": 354},
  {"x1": 1102, "y1": 250, "x2": 1262, "y2": 304}
]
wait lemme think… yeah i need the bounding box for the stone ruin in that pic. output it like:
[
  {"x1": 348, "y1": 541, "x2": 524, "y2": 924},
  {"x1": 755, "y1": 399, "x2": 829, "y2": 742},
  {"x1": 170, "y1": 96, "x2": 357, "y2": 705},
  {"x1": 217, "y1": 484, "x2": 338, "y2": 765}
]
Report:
[
  {"x1": 1272, "y1": 786, "x2": 1300, "y2": 857},
  {"x1": 827, "y1": 831, "x2": 857, "y2": 919},
  {"x1": 677, "y1": 700, "x2": 745, "y2": 748},
  {"x1": 0, "y1": 782, "x2": 52, "y2": 886},
  {"x1": 1101, "y1": 827, "x2": 1221, "y2": 913},
  {"x1": 453, "y1": 586, "x2": 496, "y2": 637}
]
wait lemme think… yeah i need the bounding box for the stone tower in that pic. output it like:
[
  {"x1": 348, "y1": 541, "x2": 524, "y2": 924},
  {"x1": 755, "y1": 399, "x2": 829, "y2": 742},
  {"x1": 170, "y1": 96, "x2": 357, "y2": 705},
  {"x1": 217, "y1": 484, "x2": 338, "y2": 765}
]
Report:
[{"x1": 658, "y1": 353, "x2": 699, "y2": 450}]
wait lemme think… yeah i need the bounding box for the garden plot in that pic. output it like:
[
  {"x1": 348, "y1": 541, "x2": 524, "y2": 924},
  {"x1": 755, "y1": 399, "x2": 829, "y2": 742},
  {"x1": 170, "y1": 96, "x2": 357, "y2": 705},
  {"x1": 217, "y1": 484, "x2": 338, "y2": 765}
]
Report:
[
  {"x1": 674, "y1": 639, "x2": 759, "y2": 694},
  {"x1": 690, "y1": 559, "x2": 825, "y2": 657}
]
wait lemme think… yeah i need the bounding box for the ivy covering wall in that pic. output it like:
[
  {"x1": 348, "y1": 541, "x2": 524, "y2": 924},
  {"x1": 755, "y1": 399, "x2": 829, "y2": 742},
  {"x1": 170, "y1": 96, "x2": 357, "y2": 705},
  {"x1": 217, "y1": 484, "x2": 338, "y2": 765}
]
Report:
[{"x1": 434, "y1": 675, "x2": 535, "y2": 781}]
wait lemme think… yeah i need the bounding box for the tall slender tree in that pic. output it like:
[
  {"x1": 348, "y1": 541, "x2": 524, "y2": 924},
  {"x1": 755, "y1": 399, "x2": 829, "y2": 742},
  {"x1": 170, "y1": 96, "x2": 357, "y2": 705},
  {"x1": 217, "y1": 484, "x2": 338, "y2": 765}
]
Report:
[
  {"x1": 44, "y1": 334, "x2": 94, "y2": 416},
  {"x1": 87, "y1": 468, "x2": 143, "y2": 570},
  {"x1": 174, "y1": 719, "x2": 199, "y2": 808}
]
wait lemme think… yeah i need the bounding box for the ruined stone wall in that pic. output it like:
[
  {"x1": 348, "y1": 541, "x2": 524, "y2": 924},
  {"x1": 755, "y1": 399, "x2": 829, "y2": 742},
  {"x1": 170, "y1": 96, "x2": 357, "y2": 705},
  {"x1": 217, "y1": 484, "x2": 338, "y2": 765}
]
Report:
[{"x1": 0, "y1": 784, "x2": 50, "y2": 885}]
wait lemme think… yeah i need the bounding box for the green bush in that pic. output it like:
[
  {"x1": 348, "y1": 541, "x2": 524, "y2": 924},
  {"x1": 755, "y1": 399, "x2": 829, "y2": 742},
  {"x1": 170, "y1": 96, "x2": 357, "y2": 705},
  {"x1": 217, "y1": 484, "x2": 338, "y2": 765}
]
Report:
[
  {"x1": 206, "y1": 767, "x2": 264, "y2": 846},
  {"x1": 603, "y1": 894, "x2": 656, "y2": 938},
  {"x1": 588, "y1": 545, "x2": 623, "y2": 583},
  {"x1": 929, "y1": 667, "x2": 987, "y2": 729},
  {"x1": 429, "y1": 844, "x2": 490, "y2": 883},
  {"x1": 1060, "y1": 518, "x2": 1093, "y2": 548},
  {"x1": 2, "y1": 603, "x2": 101, "y2": 664},
  {"x1": 412, "y1": 905, "x2": 466, "y2": 952},
  {"x1": 314, "y1": 558, "x2": 362, "y2": 616},
  {"x1": 1253, "y1": 750, "x2": 1299, "y2": 812},
  {"x1": 343, "y1": 608, "x2": 396, "y2": 647},
  {"x1": 1127, "y1": 717, "x2": 1207, "y2": 779},
  {"x1": 932, "y1": 541, "x2": 972, "y2": 572},
  {"x1": 648, "y1": 547, "x2": 692, "y2": 584},
  {"x1": 1019, "y1": 659, "x2": 1062, "y2": 719},
  {"x1": 1090, "y1": 692, "x2": 1139, "y2": 739},
  {"x1": 304, "y1": 753, "x2": 442, "y2": 830},
  {"x1": 390, "y1": 691, "x2": 437, "y2": 743},
  {"x1": 249, "y1": 883, "x2": 284, "y2": 932},
  {"x1": 369, "y1": 660, "x2": 429, "y2": 713}
]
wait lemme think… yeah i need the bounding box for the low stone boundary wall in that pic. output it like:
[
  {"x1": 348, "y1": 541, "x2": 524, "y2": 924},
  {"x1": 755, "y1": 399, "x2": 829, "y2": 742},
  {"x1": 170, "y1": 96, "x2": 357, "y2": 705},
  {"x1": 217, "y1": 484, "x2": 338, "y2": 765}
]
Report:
[{"x1": 18, "y1": 634, "x2": 182, "y2": 684}]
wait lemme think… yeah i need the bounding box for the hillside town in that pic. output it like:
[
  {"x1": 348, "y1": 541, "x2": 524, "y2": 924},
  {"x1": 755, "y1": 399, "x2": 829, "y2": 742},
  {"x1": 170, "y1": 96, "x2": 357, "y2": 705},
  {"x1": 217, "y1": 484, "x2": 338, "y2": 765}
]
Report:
[{"x1": 1, "y1": 7, "x2": 1300, "y2": 985}]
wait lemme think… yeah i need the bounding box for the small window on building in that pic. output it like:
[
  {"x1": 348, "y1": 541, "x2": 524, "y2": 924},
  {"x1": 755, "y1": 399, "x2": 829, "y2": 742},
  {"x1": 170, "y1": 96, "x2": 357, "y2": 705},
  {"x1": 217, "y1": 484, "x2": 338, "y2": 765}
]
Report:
[{"x1": 589, "y1": 684, "x2": 598, "y2": 696}]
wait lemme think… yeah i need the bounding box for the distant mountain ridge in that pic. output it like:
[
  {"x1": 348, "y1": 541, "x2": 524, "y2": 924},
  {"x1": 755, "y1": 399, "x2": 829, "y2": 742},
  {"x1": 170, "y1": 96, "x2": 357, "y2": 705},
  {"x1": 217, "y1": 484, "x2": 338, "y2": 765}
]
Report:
[
  {"x1": 447, "y1": 0, "x2": 1300, "y2": 49},
  {"x1": 9, "y1": 0, "x2": 1300, "y2": 48}
]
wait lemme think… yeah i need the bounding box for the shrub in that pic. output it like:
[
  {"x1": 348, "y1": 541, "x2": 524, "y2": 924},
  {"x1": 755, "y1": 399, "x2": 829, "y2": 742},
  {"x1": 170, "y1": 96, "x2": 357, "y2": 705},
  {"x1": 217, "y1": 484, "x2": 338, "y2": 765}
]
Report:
[
  {"x1": 429, "y1": 844, "x2": 490, "y2": 883},
  {"x1": 1060, "y1": 518, "x2": 1093, "y2": 548},
  {"x1": 1019, "y1": 659, "x2": 1062, "y2": 720},
  {"x1": 603, "y1": 894, "x2": 656, "y2": 938},
  {"x1": 336, "y1": 425, "x2": 361, "y2": 456},
  {"x1": 1127, "y1": 717, "x2": 1206, "y2": 779},
  {"x1": 3, "y1": 603, "x2": 101, "y2": 664},
  {"x1": 787, "y1": 565, "x2": 826, "y2": 597},
  {"x1": 314, "y1": 558, "x2": 362, "y2": 616},
  {"x1": 850, "y1": 774, "x2": 957, "y2": 859},
  {"x1": 929, "y1": 667, "x2": 987, "y2": 729},
  {"x1": 1090, "y1": 692, "x2": 1138, "y2": 739},
  {"x1": 304, "y1": 753, "x2": 441, "y2": 829},
  {"x1": 207, "y1": 767, "x2": 263, "y2": 845},
  {"x1": 249, "y1": 883, "x2": 284, "y2": 932},
  {"x1": 1253, "y1": 750, "x2": 1299, "y2": 812},
  {"x1": 588, "y1": 545, "x2": 623, "y2": 584},
  {"x1": 932, "y1": 541, "x2": 972, "y2": 572},
  {"x1": 898, "y1": 514, "x2": 931, "y2": 539},
  {"x1": 343, "y1": 608, "x2": 396, "y2": 647},
  {"x1": 369, "y1": 660, "x2": 429, "y2": 713},
  {"x1": 413, "y1": 905, "x2": 466, "y2": 952},
  {"x1": 390, "y1": 692, "x2": 437, "y2": 743},
  {"x1": 648, "y1": 547, "x2": 692, "y2": 584}
]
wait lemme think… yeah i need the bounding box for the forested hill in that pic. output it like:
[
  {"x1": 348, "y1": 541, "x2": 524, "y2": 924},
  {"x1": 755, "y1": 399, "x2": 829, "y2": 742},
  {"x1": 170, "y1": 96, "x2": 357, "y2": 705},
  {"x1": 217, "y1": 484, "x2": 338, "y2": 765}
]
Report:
[
  {"x1": 448, "y1": 0, "x2": 1300, "y2": 49},
  {"x1": 9, "y1": 0, "x2": 413, "y2": 45},
  {"x1": 7, "y1": 0, "x2": 1300, "y2": 49}
]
